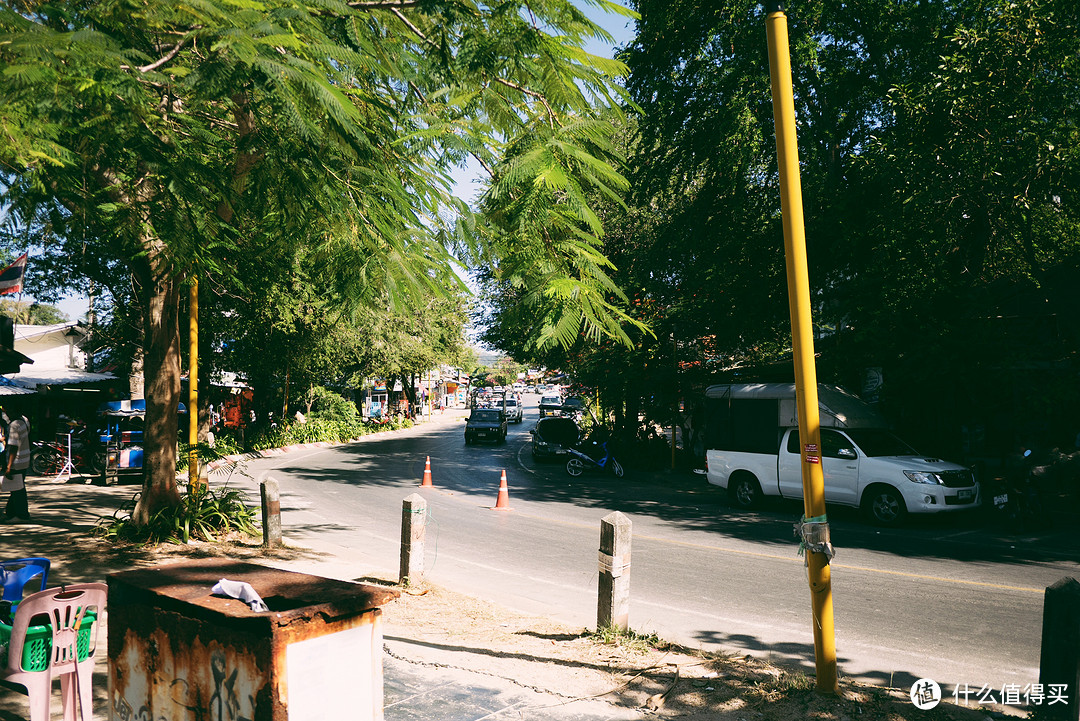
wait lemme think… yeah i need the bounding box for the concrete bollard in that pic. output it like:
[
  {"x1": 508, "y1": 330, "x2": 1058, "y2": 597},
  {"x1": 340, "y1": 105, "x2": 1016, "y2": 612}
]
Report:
[
  {"x1": 1039, "y1": 576, "x2": 1080, "y2": 720},
  {"x1": 597, "y1": 511, "x2": 632, "y2": 631},
  {"x1": 399, "y1": 493, "x2": 428, "y2": 586},
  {"x1": 260, "y1": 476, "x2": 282, "y2": 548}
]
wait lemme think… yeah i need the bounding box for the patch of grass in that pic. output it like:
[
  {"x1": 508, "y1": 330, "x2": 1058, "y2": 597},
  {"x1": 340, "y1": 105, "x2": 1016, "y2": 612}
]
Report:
[
  {"x1": 589, "y1": 624, "x2": 664, "y2": 653},
  {"x1": 94, "y1": 483, "x2": 260, "y2": 545},
  {"x1": 772, "y1": 670, "x2": 814, "y2": 692}
]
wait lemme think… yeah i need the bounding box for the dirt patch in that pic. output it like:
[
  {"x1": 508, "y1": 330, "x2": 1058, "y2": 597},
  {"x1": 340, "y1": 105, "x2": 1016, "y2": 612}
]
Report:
[
  {"x1": 68, "y1": 536, "x2": 1001, "y2": 721},
  {"x1": 363, "y1": 575, "x2": 997, "y2": 721}
]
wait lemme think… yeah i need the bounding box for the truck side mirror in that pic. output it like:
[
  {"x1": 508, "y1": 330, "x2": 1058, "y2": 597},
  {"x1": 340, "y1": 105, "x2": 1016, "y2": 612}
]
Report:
[{"x1": 838, "y1": 448, "x2": 857, "y2": 459}]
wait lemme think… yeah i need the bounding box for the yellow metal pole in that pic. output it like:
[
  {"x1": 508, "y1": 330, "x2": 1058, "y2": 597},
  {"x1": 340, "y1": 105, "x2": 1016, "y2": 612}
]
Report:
[
  {"x1": 765, "y1": 1, "x2": 838, "y2": 694},
  {"x1": 671, "y1": 333, "x2": 677, "y2": 471},
  {"x1": 188, "y1": 277, "x2": 201, "y2": 490}
]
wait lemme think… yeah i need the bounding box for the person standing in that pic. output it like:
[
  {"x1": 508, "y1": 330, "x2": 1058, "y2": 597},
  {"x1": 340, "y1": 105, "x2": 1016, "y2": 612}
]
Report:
[{"x1": 1, "y1": 407, "x2": 30, "y2": 523}]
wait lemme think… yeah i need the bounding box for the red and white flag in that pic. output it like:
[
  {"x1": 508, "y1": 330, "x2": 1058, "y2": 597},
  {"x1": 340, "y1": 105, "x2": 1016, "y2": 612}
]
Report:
[{"x1": 0, "y1": 253, "x2": 27, "y2": 295}]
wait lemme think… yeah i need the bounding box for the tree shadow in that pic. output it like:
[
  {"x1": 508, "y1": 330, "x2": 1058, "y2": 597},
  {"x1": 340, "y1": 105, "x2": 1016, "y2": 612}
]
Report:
[{"x1": 253, "y1": 423, "x2": 1080, "y2": 567}]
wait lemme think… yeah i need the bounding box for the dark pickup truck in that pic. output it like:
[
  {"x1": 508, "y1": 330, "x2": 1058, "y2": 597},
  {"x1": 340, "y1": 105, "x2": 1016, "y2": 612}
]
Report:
[{"x1": 464, "y1": 408, "x2": 508, "y2": 445}]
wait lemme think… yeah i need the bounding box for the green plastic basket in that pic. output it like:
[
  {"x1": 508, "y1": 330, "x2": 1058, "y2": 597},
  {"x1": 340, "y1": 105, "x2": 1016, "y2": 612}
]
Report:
[{"x1": 0, "y1": 608, "x2": 97, "y2": 672}]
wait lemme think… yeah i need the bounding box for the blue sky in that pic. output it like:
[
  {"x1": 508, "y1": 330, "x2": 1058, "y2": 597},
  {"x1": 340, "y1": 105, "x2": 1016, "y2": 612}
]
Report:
[{"x1": 451, "y1": 2, "x2": 636, "y2": 204}]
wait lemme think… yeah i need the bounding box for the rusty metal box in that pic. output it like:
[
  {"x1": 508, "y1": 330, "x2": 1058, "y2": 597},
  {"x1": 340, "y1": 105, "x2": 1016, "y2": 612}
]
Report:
[{"x1": 108, "y1": 559, "x2": 398, "y2": 721}]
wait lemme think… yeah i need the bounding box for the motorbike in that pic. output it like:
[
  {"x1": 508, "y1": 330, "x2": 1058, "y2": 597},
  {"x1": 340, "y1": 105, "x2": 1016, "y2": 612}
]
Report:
[
  {"x1": 986, "y1": 448, "x2": 1050, "y2": 531},
  {"x1": 565, "y1": 439, "x2": 625, "y2": 478},
  {"x1": 30, "y1": 431, "x2": 104, "y2": 476},
  {"x1": 984, "y1": 472, "x2": 1021, "y2": 529}
]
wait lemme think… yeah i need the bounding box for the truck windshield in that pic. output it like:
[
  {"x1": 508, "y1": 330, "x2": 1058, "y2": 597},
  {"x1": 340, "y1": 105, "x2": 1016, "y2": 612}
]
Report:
[
  {"x1": 844, "y1": 429, "x2": 920, "y2": 457},
  {"x1": 471, "y1": 410, "x2": 502, "y2": 422}
]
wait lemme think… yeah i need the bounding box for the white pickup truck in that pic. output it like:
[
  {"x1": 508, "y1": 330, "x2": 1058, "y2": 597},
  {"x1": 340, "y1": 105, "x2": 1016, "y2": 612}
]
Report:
[
  {"x1": 702, "y1": 384, "x2": 980, "y2": 525},
  {"x1": 707, "y1": 427, "x2": 980, "y2": 524}
]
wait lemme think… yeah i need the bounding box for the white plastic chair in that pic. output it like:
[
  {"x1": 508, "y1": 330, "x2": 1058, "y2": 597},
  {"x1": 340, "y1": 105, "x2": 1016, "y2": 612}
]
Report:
[{"x1": 1, "y1": 582, "x2": 106, "y2": 721}]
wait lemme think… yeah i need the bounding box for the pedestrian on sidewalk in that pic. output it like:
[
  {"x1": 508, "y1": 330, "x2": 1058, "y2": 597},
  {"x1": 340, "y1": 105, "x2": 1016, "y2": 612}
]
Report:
[{"x1": 1, "y1": 406, "x2": 31, "y2": 523}]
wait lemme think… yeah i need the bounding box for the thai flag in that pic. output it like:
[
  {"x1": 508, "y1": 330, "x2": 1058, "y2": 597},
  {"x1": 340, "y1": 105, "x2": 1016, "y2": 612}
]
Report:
[{"x1": 0, "y1": 253, "x2": 27, "y2": 295}]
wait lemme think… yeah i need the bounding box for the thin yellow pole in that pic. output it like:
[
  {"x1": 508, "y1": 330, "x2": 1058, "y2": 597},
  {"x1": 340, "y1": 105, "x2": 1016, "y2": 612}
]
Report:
[
  {"x1": 765, "y1": 1, "x2": 838, "y2": 694},
  {"x1": 188, "y1": 277, "x2": 201, "y2": 490},
  {"x1": 671, "y1": 333, "x2": 677, "y2": 471}
]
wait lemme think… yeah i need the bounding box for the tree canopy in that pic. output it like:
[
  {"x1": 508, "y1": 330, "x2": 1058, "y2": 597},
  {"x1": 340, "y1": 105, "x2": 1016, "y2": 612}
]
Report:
[
  {"x1": 0, "y1": 0, "x2": 638, "y2": 519},
  {"x1": 481, "y1": 0, "x2": 1080, "y2": 455}
]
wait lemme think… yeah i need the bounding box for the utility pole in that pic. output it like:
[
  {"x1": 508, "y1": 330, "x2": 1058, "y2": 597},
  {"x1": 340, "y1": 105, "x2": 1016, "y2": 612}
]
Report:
[
  {"x1": 764, "y1": 0, "x2": 838, "y2": 694},
  {"x1": 188, "y1": 277, "x2": 202, "y2": 490}
]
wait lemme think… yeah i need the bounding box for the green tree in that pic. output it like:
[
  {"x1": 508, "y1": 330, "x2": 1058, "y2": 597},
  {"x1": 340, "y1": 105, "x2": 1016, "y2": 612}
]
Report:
[
  {"x1": 0, "y1": 0, "x2": 635, "y2": 521},
  {"x1": 0, "y1": 299, "x2": 68, "y2": 325},
  {"x1": 606, "y1": 0, "x2": 1080, "y2": 449}
]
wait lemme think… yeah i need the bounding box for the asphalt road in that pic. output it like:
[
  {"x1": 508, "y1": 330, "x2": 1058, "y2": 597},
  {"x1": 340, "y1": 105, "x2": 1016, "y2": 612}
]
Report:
[{"x1": 228, "y1": 396, "x2": 1080, "y2": 702}]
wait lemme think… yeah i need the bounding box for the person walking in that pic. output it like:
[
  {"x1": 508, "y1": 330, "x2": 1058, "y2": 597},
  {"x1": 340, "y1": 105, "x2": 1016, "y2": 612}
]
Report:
[{"x1": 1, "y1": 407, "x2": 31, "y2": 523}]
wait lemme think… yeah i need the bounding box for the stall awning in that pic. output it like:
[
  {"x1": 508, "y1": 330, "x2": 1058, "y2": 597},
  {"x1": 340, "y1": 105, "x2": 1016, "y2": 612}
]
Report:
[
  {"x1": 0, "y1": 375, "x2": 37, "y2": 394},
  {"x1": 4, "y1": 368, "x2": 117, "y2": 390}
]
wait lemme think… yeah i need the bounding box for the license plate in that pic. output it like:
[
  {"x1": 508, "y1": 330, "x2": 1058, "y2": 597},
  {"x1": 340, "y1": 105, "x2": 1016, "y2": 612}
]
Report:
[
  {"x1": 957, "y1": 489, "x2": 974, "y2": 501},
  {"x1": 477, "y1": 432, "x2": 488, "y2": 437},
  {"x1": 993, "y1": 493, "x2": 1008, "y2": 505}
]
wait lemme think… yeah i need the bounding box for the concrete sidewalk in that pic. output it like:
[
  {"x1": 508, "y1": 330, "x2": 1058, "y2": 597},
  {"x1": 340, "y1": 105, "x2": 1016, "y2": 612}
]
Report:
[{"x1": 0, "y1": 418, "x2": 648, "y2": 721}]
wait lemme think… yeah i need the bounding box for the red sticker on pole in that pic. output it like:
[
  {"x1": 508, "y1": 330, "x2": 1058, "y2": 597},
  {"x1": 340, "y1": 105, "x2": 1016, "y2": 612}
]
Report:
[
  {"x1": 805, "y1": 455, "x2": 820, "y2": 464},
  {"x1": 804, "y1": 443, "x2": 818, "y2": 454}
]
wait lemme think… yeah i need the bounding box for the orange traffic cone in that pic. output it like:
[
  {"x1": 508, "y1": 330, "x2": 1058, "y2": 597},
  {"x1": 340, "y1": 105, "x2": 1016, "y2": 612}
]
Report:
[
  {"x1": 492, "y1": 470, "x2": 511, "y2": 510},
  {"x1": 421, "y1": 456, "x2": 433, "y2": 487}
]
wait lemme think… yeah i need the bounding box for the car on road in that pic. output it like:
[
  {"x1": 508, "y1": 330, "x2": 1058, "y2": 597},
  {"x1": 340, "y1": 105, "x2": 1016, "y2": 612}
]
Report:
[
  {"x1": 539, "y1": 394, "x2": 563, "y2": 418},
  {"x1": 465, "y1": 408, "x2": 508, "y2": 444},
  {"x1": 560, "y1": 396, "x2": 586, "y2": 414},
  {"x1": 504, "y1": 396, "x2": 524, "y2": 423},
  {"x1": 530, "y1": 416, "x2": 580, "y2": 459}
]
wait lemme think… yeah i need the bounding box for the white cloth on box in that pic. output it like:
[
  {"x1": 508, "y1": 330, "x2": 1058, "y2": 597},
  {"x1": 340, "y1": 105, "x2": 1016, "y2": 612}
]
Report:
[{"x1": 211, "y1": 578, "x2": 269, "y2": 612}]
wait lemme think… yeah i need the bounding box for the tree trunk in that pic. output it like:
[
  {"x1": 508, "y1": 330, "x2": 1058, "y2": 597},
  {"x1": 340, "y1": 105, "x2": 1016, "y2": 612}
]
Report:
[
  {"x1": 129, "y1": 349, "x2": 145, "y2": 400},
  {"x1": 198, "y1": 403, "x2": 213, "y2": 443},
  {"x1": 622, "y1": 391, "x2": 640, "y2": 446},
  {"x1": 132, "y1": 253, "x2": 183, "y2": 524}
]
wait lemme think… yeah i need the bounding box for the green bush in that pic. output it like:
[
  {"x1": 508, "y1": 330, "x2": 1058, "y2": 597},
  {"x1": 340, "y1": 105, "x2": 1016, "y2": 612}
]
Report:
[
  {"x1": 245, "y1": 415, "x2": 413, "y2": 451},
  {"x1": 305, "y1": 386, "x2": 360, "y2": 424},
  {"x1": 177, "y1": 408, "x2": 414, "y2": 456},
  {"x1": 94, "y1": 483, "x2": 260, "y2": 545},
  {"x1": 177, "y1": 433, "x2": 245, "y2": 472}
]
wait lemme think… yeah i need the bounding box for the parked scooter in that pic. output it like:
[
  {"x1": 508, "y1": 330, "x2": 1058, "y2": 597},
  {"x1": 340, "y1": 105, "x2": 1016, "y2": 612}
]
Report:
[
  {"x1": 983, "y1": 471, "x2": 1022, "y2": 529},
  {"x1": 565, "y1": 438, "x2": 625, "y2": 478},
  {"x1": 987, "y1": 447, "x2": 1049, "y2": 531}
]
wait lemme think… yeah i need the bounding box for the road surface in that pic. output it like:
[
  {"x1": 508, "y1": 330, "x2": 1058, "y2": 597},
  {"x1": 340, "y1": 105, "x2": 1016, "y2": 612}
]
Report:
[{"x1": 227, "y1": 396, "x2": 1080, "y2": 704}]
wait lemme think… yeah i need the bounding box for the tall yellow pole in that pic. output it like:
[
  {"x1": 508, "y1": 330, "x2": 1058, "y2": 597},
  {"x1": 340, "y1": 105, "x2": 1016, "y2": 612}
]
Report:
[
  {"x1": 765, "y1": 1, "x2": 838, "y2": 694},
  {"x1": 188, "y1": 277, "x2": 201, "y2": 490}
]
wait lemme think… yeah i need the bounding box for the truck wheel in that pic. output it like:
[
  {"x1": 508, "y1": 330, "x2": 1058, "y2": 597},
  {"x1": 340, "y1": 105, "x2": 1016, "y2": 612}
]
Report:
[
  {"x1": 728, "y1": 475, "x2": 762, "y2": 509},
  {"x1": 864, "y1": 485, "x2": 907, "y2": 526}
]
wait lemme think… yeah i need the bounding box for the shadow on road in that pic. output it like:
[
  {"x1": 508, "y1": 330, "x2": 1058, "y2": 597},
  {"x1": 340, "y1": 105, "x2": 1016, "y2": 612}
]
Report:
[{"x1": 262, "y1": 422, "x2": 1080, "y2": 569}]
